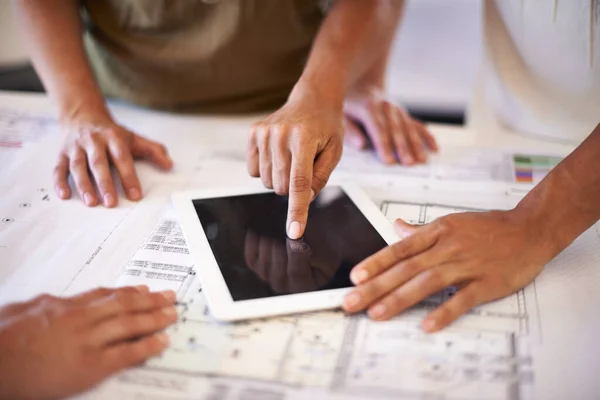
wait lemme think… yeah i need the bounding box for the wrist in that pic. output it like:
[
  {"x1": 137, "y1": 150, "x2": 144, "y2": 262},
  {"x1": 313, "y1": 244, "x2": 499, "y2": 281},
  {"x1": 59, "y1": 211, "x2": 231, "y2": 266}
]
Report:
[
  {"x1": 349, "y1": 75, "x2": 385, "y2": 95},
  {"x1": 57, "y1": 95, "x2": 113, "y2": 127},
  {"x1": 510, "y1": 199, "x2": 565, "y2": 262},
  {"x1": 290, "y1": 76, "x2": 345, "y2": 113}
]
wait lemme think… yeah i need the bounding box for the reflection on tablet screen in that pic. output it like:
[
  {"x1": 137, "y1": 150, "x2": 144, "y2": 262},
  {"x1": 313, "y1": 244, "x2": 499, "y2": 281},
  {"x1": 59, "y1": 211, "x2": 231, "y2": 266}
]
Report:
[{"x1": 192, "y1": 186, "x2": 388, "y2": 301}]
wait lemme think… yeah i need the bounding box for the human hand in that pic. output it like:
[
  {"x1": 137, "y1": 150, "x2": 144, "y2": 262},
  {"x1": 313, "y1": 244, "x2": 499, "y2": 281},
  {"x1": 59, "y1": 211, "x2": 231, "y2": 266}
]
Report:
[
  {"x1": 56, "y1": 112, "x2": 173, "y2": 207},
  {"x1": 342, "y1": 210, "x2": 556, "y2": 332},
  {"x1": 0, "y1": 286, "x2": 177, "y2": 400},
  {"x1": 247, "y1": 87, "x2": 344, "y2": 239},
  {"x1": 243, "y1": 230, "x2": 338, "y2": 294},
  {"x1": 344, "y1": 87, "x2": 438, "y2": 165}
]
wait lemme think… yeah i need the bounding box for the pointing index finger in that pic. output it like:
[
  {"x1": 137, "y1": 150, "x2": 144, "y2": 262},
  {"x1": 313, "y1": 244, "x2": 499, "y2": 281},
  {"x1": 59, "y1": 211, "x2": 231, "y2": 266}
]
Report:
[{"x1": 286, "y1": 142, "x2": 316, "y2": 240}]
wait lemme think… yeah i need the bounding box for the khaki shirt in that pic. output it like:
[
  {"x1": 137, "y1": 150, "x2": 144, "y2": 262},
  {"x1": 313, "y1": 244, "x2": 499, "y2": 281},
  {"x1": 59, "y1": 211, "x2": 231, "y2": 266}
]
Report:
[{"x1": 82, "y1": 0, "x2": 327, "y2": 113}]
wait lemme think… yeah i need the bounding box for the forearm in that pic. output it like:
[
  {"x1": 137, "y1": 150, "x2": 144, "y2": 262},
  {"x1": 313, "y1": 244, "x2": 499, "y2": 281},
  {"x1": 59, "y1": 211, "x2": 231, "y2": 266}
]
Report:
[
  {"x1": 350, "y1": 1, "x2": 405, "y2": 91},
  {"x1": 13, "y1": 0, "x2": 110, "y2": 122},
  {"x1": 291, "y1": 0, "x2": 404, "y2": 105},
  {"x1": 515, "y1": 123, "x2": 600, "y2": 255}
]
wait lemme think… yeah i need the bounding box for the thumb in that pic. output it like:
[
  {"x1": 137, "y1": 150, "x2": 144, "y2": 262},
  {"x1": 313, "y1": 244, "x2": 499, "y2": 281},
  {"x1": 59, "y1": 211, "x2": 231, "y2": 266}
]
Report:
[
  {"x1": 394, "y1": 218, "x2": 419, "y2": 238},
  {"x1": 131, "y1": 135, "x2": 173, "y2": 170}
]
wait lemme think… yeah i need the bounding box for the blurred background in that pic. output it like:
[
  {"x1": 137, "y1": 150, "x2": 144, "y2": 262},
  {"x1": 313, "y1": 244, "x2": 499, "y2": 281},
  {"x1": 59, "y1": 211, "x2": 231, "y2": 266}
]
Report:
[{"x1": 0, "y1": 0, "x2": 482, "y2": 124}]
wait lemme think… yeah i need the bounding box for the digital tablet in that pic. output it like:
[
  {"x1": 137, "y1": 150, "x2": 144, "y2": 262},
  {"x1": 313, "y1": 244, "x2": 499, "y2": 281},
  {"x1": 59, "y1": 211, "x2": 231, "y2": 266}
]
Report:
[{"x1": 172, "y1": 183, "x2": 398, "y2": 321}]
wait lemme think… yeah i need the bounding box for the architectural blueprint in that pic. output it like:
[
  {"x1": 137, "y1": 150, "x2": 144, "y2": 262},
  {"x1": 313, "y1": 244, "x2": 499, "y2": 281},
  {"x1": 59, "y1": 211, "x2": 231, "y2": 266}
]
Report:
[{"x1": 85, "y1": 199, "x2": 537, "y2": 400}]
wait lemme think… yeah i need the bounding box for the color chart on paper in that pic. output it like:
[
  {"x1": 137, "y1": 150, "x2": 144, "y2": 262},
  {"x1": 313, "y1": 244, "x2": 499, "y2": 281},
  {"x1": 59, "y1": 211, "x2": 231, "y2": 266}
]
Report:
[{"x1": 513, "y1": 154, "x2": 562, "y2": 184}]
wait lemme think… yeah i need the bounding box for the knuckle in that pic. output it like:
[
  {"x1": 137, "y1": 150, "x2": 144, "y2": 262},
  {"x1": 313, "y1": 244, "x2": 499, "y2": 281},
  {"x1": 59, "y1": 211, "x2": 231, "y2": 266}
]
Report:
[
  {"x1": 312, "y1": 170, "x2": 329, "y2": 189},
  {"x1": 390, "y1": 243, "x2": 408, "y2": 261},
  {"x1": 89, "y1": 154, "x2": 106, "y2": 169},
  {"x1": 388, "y1": 288, "x2": 406, "y2": 308},
  {"x1": 492, "y1": 274, "x2": 515, "y2": 290},
  {"x1": 53, "y1": 166, "x2": 64, "y2": 180},
  {"x1": 130, "y1": 314, "x2": 151, "y2": 331},
  {"x1": 70, "y1": 156, "x2": 86, "y2": 170},
  {"x1": 273, "y1": 161, "x2": 290, "y2": 175},
  {"x1": 113, "y1": 292, "x2": 134, "y2": 311},
  {"x1": 367, "y1": 97, "x2": 380, "y2": 112},
  {"x1": 105, "y1": 127, "x2": 124, "y2": 141},
  {"x1": 87, "y1": 130, "x2": 103, "y2": 143},
  {"x1": 290, "y1": 176, "x2": 310, "y2": 193},
  {"x1": 32, "y1": 294, "x2": 55, "y2": 304},
  {"x1": 435, "y1": 217, "x2": 453, "y2": 235},
  {"x1": 116, "y1": 315, "x2": 140, "y2": 336},
  {"x1": 434, "y1": 304, "x2": 452, "y2": 322},
  {"x1": 360, "y1": 281, "x2": 383, "y2": 301},
  {"x1": 271, "y1": 123, "x2": 287, "y2": 138},
  {"x1": 287, "y1": 205, "x2": 306, "y2": 220},
  {"x1": 423, "y1": 268, "x2": 446, "y2": 288},
  {"x1": 402, "y1": 259, "x2": 423, "y2": 276},
  {"x1": 252, "y1": 123, "x2": 266, "y2": 133},
  {"x1": 111, "y1": 148, "x2": 131, "y2": 164},
  {"x1": 247, "y1": 165, "x2": 259, "y2": 177},
  {"x1": 274, "y1": 185, "x2": 288, "y2": 196},
  {"x1": 445, "y1": 241, "x2": 463, "y2": 257},
  {"x1": 97, "y1": 179, "x2": 112, "y2": 193},
  {"x1": 379, "y1": 132, "x2": 393, "y2": 146},
  {"x1": 260, "y1": 175, "x2": 273, "y2": 189},
  {"x1": 120, "y1": 343, "x2": 146, "y2": 365},
  {"x1": 460, "y1": 289, "x2": 478, "y2": 309},
  {"x1": 62, "y1": 305, "x2": 85, "y2": 320},
  {"x1": 248, "y1": 130, "x2": 257, "y2": 145},
  {"x1": 255, "y1": 124, "x2": 269, "y2": 140},
  {"x1": 93, "y1": 287, "x2": 113, "y2": 298}
]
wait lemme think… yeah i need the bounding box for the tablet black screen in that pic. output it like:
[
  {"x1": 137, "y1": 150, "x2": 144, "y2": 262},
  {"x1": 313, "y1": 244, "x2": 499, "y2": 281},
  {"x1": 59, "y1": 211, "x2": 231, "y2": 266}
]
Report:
[{"x1": 192, "y1": 186, "x2": 388, "y2": 301}]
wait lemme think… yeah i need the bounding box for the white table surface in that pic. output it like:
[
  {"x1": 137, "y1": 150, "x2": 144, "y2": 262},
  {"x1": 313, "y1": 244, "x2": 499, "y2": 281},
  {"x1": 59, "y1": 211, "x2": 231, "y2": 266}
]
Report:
[{"x1": 1, "y1": 91, "x2": 596, "y2": 400}]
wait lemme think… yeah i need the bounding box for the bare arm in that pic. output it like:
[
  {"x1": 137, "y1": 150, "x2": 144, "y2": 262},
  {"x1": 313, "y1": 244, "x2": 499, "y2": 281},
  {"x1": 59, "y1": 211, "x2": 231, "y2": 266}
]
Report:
[
  {"x1": 14, "y1": 0, "x2": 108, "y2": 121},
  {"x1": 343, "y1": 124, "x2": 600, "y2": 332},
  {"x1": 516, "y1": 123, "x2": 600, "y2": 251},
  {"x1": 293, "y1": 0, "x2": 404, "y2": 107},
  {"x1": 13, "y1": 0, "x2": 171, "y2": 208}
]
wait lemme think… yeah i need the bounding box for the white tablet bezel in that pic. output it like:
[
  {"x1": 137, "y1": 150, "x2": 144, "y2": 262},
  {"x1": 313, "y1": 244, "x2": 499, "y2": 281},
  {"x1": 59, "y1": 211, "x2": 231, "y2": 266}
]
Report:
[{"x1": 172, "y1": 183, "x2": 398, "y2": 321}]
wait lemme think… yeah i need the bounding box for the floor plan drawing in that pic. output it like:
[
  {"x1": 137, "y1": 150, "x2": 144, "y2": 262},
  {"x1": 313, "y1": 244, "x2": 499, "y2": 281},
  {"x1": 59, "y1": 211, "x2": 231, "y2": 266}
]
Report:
[{"x1": 87, "y1": 200, "x2": 538, "y2": 400}]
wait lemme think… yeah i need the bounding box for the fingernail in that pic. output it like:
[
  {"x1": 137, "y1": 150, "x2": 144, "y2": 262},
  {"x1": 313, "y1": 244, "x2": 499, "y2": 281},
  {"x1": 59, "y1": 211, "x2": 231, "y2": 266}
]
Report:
[
  {"x1": 59, "y1": 188, "x2": 68, "y2": 199},
  {"x1": 369, "y1": 303, "x2": 387, "y2": 319},
  {"x1": 288, "y1": 221, "x2": 302, "y2": 239},
  {"x1": 350, "y1": 269, "x2": 368, "y2": 285},
  {"x1": 157, "y1": 332, "x2": 170, "y2": 345},
  {"x1": 129, "y1": 188, "x2": 141, "y2": 201},
  {"x1": 422, "y1": 318, "x2": 437, "y2": 333},
  {"x1": 385, "y1": 155, "x2": 395, "y2": 165},
  {"x1": 160, "y1": 291, "x2": 176, "y2": 302},
  {"x1": 135, "y1": 285, "x2": 149, "y2": 292},
  {"x1": 84, "y1": 192, "x2": 94, "y2": 206},
  {"x1": 104, "y1": 193, "x2": 115, "y2": 207},
  {"x1": 344, "y1": 292, "x2": 361, "y2": 309},
  {"x1": 403, "y1": 155, "x2": 414, "y2": 165},
  {"x1": 162, "y1": 307, "x2": 177, "y2": 318},
  {"x1": 310, "y1": 189, "x2": 315, "y2": 201}
]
